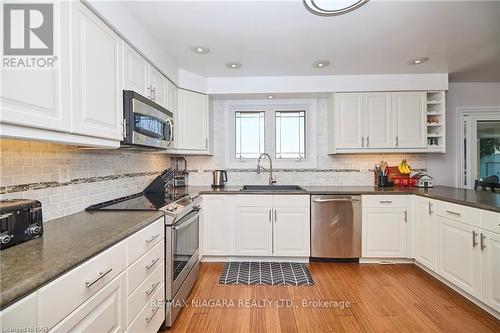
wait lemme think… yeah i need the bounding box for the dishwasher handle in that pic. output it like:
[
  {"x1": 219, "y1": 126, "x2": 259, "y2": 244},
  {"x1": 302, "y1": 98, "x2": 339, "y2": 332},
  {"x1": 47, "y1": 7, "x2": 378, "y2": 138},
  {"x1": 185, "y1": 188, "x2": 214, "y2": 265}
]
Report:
[{"x1": 313, "y1": 198, "x2": 360, "y2": 203}]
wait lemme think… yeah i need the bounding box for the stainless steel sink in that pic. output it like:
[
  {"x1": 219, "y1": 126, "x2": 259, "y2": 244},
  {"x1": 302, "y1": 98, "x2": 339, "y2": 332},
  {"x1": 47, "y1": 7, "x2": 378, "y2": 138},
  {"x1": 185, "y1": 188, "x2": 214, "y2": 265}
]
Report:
[{"x1": 240, "y1": 185, "x2": 306, "y2": 192}]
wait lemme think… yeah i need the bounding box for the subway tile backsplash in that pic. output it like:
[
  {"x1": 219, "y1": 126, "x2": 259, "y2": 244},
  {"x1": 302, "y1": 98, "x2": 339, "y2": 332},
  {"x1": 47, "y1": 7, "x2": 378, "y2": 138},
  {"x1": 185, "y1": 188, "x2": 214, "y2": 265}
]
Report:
[{"x1": 0, "y1": 139, "x2": 170, "y2": 221}]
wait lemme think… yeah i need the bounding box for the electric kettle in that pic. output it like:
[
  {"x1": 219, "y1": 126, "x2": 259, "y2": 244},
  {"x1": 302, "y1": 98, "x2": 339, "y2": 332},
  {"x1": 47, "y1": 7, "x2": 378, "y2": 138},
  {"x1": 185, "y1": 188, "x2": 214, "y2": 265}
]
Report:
[{"x1": 212, "y1": 170, "x2": 228, "y2": 188}]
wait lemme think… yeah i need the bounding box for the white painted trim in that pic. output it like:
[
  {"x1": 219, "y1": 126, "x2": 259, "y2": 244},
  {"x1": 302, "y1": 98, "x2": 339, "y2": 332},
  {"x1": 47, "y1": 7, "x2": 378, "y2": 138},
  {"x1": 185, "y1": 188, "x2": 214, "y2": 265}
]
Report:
[
  {"x1": 359, "y1": 258, "x2": 415, "y2": 264},
  {"x1": 201, "y1": 256, "x2": 309, "y2": 263},
  {"x1": 415, "y1": 261, "x2": 500, "y2": 320},
  {"x1": 207, "y1": 73, "x2": 449, "y2": 95},
  {"x1": 457, "y1": 107, "x2": 500, "y2": 189}
]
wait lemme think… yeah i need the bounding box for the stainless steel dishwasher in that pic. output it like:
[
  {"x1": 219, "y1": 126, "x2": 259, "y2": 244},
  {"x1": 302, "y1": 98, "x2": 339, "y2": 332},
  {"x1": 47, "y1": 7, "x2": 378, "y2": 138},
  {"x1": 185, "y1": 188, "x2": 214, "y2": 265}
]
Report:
[{"x1": 311, "y1": 195, "x2": 361, "y2": 259}]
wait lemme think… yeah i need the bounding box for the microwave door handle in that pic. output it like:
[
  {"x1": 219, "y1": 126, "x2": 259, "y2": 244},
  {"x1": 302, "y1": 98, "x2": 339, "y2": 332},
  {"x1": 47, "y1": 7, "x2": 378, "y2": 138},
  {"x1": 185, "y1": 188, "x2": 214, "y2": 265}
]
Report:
[
  {"x1": 166, "y1": 119, "x2": 173, "y2": 146},
  {"x1": 173, "y1": 212, "x2": 199, "y2": 231}
]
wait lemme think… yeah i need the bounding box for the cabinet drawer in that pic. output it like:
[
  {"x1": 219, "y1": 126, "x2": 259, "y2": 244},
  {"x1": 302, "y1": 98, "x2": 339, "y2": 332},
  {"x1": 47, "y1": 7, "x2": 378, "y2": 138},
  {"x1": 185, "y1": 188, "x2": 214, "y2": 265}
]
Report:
[
  {"x1": 127, "y1": 263, "x2": 164, "y2": 325},
  {"x1": 362, "y1": 195, "x2": 407, "y2": 208},
  {"x1": 0, "y1": 294, "x2": 37, "y2": 330},
  {"x1": 481, "y1": 210, "x2": 500, "y2": 234},
  {"x1": 127, "y1": 240, "x2": 164, "y2": 295},
  {"x1": 236, "y1": 195, "x2": 271, "y2": 207},
  {"x1": 127, "y1": 218, "x2": 163, "y2": 265},
  {"x1": 127, "y1": 283, "x2": 164, "y2": 333},
  {"x1": 435, "y1": 201, "x2": 478, "y2": 228},
  {"x1": 38, "y1": 240, "x2": 127, "y2": 329},
  {"x1": 273, "y1": 195, "x2": 309, "y2": 208}
]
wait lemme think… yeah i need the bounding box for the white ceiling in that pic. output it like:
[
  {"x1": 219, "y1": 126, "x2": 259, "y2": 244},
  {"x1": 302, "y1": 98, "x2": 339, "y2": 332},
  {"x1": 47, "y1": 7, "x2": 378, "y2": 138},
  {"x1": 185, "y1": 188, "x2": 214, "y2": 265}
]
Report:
[{"x1": 123, "y1": 0, "x2": 500, "y2": 82}]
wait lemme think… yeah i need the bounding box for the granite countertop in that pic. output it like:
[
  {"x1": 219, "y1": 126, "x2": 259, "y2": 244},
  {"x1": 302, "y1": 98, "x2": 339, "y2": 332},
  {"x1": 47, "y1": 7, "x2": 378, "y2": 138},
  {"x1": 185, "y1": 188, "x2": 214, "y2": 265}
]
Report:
[
  {"x1": 0, "y1": 210, "x2": 164, "y2": 309},
  {"x1": 187, "y1": 185, "x2": 500, "y2": 213}
]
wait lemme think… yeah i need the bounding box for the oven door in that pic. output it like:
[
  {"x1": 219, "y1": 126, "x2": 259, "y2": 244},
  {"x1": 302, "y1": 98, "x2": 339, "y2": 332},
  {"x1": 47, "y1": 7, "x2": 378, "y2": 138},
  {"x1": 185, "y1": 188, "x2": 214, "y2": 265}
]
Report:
[{"x1": 166, "y1": 208, "x2": 200, "y2": 300}]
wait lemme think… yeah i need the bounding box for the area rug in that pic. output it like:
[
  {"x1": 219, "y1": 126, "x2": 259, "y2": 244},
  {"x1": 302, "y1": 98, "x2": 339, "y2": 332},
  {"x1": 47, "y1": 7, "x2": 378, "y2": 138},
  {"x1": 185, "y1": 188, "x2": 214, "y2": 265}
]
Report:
[{"x1": 219, "y1": 262, "x2": 315, "y2": 286}]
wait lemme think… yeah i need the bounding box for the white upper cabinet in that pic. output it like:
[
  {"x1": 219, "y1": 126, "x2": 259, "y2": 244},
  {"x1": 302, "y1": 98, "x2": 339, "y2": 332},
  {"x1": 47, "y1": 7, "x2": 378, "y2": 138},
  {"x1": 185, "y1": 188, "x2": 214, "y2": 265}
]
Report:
[
  {"x1": 0, "y1": 1, "x2": 70, "y2": 133},
  {"x1": 70, "y1": 1, "x2": 123, "y2": 141},
  {"x1": 166, "y1": 79, "x2": 178, "y2": 113},
  {"x1": 334, "y1": 93, "x2": 364, "y2": 149},
  {"x1": 177, "y1": 89, "x2": 209, "y2": 151},
  {"x1": 393, "y1": 92, "x2": 427, "y2": 148},
  {"x1": 123, "y1": 44, "x2": 149, "y2": 96},
  {"x1": 363, "y1": 92, "x2": 393, "y2": 148},
  {"x1": 149, "y1": 67, "x2": 168, "y2": 109}
]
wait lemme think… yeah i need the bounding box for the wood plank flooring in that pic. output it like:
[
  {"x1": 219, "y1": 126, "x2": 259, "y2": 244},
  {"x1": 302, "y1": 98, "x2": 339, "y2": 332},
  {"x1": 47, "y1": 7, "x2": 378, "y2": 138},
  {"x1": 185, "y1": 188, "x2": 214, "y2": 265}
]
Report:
[{"x1": 165, "y1": 262, "x2": 500, "y2": 333}]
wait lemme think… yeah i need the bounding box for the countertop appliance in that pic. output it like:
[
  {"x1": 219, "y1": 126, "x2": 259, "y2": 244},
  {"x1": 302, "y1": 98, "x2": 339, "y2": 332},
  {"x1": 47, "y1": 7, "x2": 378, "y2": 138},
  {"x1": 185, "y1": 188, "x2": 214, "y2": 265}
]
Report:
[
  {"x1": 212, "y1": 170, "x2": 227, "y2": 188},
  {"x1": 0, "y1": 199, "x2": 43, "y2": 250},
  {"x1": 122, "y1": 90, "x2": 174, "y2": 150},
  {"x1": 86, "y1": 175, "x2": 200, "y2": 328},
  {"x1": 412, "y1": 173, "x2": 434, "y2": 188},
  {"x1": 311, "y1": 195, "x2": 361, "y2": 260},
  {"x1": 172, "y1": 157, "x2": 188, "y2": 187}
]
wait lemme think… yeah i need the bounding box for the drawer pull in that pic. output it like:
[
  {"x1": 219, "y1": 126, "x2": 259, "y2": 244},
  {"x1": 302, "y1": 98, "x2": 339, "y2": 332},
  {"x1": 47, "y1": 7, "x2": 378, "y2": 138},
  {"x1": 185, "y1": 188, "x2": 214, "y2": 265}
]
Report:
[
  {"x1": 379, "y1": 200, "x2": 393, "y2": 204},
  {"x1": 85, "y1": 268, "x2": 113, "y2": 288},
  {"x1": 145, "y1": 257, "x2": 160, "y2": 270},
  {"x1": 145, "y1": 234, "x2": 160, "y2": 244},
  {"x1": 145, "y1": 281, "x2": 161, "y2": 296},
  {"x1": 480, "y1": 233, "x2": 486, "y2": 250},
  {"x1": 446, "y1": 210, "x2": 461, "y2": 217},
  {"x1": 472, "y1": 230, "x2": 478, "y2": 248},
  {"x1": 146, "y1": 305, "x2": 160, "y2": 323}
]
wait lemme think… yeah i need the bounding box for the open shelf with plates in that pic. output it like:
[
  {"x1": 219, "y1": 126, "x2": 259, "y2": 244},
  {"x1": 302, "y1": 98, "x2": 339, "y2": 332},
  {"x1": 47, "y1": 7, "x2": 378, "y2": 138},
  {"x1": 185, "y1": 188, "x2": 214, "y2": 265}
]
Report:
[{"x1": 426, "y1": 91, "x2": 446, "y2": 152}]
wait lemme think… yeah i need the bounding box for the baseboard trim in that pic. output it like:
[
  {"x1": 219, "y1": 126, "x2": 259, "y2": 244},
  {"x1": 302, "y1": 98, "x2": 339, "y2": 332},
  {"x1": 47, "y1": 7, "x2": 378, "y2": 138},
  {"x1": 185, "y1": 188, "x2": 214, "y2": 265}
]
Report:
[
  {"x1": 414, "y1": 261, "x2": 500, "y2": 320},
  {"x1": 200, "y1": 256, "x2": 309, "y2": 263},
  {"x1": 359, "y1": 258, "x2": 415, "y2": 264}
]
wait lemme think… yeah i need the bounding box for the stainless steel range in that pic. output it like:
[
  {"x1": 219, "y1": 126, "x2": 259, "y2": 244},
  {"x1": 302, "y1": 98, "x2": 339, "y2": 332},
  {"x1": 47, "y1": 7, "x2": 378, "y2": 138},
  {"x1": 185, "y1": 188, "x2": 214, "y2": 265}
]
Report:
[{"x1": 86, "y1": 175, "x2": 201, "y2": 328}]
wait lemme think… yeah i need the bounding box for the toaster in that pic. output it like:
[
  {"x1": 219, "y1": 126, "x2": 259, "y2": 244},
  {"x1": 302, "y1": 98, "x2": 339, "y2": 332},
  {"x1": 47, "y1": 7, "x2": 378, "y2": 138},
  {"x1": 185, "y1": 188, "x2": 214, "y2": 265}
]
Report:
[{"x1": 0, "y1": 199, "x2": 43, "y2": 250}]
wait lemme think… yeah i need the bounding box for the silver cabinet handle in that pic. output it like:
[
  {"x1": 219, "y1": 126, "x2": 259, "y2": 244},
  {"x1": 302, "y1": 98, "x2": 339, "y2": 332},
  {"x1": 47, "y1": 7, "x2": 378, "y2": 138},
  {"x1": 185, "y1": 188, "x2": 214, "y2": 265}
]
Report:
[
  {"x1": 145, "y1": 281, "x2": 161, "y2": 296},
  {"x1": 85, "y1": 268, "x2": 113, "y2": 288},
  {"x1": 480, "y1": 233, "x2": 486, "y2": 250},
  {"x1": 146, "y1": 257, "x2": 160, "y2": 270},
  {"x1": 446, "y1": 210, "x2": 461, "y2": 217},
  {"x1": 379, "y1": 200, "x2": 393, "y2": 204},
  {"x1": 146, "y1": 305, "x2": 160, "y2": 323},
  {"x1": 147, "y1": 86, "x2": 152, "y2": 99},
  {"x1": 472, "y1": 230, "x2": 478, "y2": 248},
  {"x1": 274, "y1": 209, "x2": 277, "y2": 222},
  {"x1": 151, "y1": 87, "x2": 156, "y2": 101},
  {"x1": 205, "y1": 138, "x2": 208, "y2": 149},
  {"x1": 395, "y1": 136, "x2": 399, "y2": 147},
  {"x1": 313, "y1": 198, "x2": 360, "y2": 203},
  {"x1": 366, "y1": 137, "x2": 369, "y2": 147},
  {"x1": 269, "y1": 209, "x2": 272, "y2": 222},
  {"x1": 361, "y1": 137, "x2": 364, "y2": 148},
  {"x1": 145, "y1": 234, "x2": 160, "y2": 244},
  {"x1": 403, "y1": 210, "x2": 408, "y2": 223},
  {"x1": 428, "y1": 202, "x2": 433, "y2": 216}
]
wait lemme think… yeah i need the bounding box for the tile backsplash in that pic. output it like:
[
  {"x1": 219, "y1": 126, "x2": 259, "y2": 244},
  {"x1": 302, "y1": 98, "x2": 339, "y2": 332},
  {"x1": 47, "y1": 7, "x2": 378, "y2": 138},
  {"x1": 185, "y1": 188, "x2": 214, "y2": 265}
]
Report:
[{"x1": 0, "y1": 139, "x2": 170, "y2": 221}]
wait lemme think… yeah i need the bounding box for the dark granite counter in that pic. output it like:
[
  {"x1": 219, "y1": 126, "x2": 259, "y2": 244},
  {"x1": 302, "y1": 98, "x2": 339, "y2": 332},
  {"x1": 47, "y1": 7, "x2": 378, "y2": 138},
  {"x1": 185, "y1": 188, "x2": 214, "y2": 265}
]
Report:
[
  {"x1": 185, "y1": 185, "x2": 500, "y2": 213},
  {"x1": 0, "y1": 210, "x2": 163, "y2": 309}
]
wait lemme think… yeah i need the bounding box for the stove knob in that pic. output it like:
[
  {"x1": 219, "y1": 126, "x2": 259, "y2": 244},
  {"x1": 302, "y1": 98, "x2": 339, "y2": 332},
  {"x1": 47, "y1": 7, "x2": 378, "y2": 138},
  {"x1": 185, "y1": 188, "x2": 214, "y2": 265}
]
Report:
[
  {"x1": 0, "y1": 233, "x2": 12, "y2": 244},
  {"x1": 27, "y1": 224, "x2": 42, "y2": 236},
  {"x1": 190, "y1": 192, "x2": 199, "y2": 200}
]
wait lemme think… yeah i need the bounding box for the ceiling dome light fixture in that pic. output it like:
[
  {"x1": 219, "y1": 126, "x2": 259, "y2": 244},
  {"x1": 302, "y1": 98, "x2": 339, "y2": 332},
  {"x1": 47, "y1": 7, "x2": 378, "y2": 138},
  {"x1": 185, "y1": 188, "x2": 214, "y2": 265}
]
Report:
[
  {"x1": 313, "y1": 60, "x2": 330, "y2": 69},
  {"x1": 303, "y1": 0, "x2": 369, "y2": 16},
  {"x1": 226, "y1": 62, "x2": 242, "y2": 69},
  {"x1": 190, "y1": 46, "x2": 210, "y2": 54},
  {"x1": 267, "y1": 95, "x2": 274, "y2": 99},
  {"x1": 410, "y1": 57, "x2": 430, "y2": 65}
]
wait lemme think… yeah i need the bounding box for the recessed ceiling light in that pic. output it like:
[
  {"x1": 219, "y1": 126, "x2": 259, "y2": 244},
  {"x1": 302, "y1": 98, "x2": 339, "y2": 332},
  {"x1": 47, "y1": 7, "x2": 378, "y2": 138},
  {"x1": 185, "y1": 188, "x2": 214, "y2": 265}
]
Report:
[
  {"x1": 304, "y1": 0, "x2": 369, "y2": 16},
  {"x1": 267, "y1": 95, "x2": 274, "y2": 99},
  {"x1": 313, "y1": 60, "x2": 330, "y2": 69},
  {"x1": 226, "y1": 62, "x2": 242, "y2": 69},
  {"x1": 410, "y1": 57, "x2": 429, "y2": 65},
  {"x1": 190, "y1": 46, "x2": 210, "y2": 54}
]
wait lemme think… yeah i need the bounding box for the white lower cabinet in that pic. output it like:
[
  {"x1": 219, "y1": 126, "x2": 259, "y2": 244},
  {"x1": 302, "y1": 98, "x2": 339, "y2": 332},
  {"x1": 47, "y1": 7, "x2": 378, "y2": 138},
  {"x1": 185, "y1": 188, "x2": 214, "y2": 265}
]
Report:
[
  {"x1": 415, "y1": 197, "x2": 436, "y2": 270},
  {"x1": 481, "y1": 230, "x2": 500, "y2": 312},
  {"x1": 202, "y1": 195, "x2": 229, "y2": 255},
  {"x1": 0, "y1": 294, "x2": 37, "y2": 329},
  {"x1": 236, "y1": 206, "x2": 273, "y2": 256}
]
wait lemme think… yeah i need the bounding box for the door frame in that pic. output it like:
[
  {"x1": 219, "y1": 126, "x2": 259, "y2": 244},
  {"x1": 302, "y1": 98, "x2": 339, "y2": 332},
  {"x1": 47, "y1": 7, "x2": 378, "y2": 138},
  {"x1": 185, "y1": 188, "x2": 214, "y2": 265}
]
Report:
[{"x1": 457, "y1": 107, "x2": 500, "y2": 188}]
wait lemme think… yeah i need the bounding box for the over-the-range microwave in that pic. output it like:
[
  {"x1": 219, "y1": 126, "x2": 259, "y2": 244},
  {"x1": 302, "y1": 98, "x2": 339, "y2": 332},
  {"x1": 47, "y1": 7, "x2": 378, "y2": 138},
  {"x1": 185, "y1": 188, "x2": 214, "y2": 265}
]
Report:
[{"x1": 122, "y1": 90, "x2": 174, "y2": 149}]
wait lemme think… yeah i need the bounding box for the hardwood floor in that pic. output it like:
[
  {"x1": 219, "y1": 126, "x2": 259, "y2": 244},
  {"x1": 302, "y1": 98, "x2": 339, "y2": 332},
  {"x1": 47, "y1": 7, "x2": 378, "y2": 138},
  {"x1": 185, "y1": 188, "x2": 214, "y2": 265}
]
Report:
[{"x1": 165, "y1": 262, "x2": 500, "y2": 333}]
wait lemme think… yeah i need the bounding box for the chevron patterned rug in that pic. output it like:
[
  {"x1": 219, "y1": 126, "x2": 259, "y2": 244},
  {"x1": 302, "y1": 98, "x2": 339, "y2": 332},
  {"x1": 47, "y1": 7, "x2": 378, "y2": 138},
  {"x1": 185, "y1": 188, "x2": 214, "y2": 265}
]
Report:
[{"x1": 219, "y1": 262, "x2": 315, "y2": 286}]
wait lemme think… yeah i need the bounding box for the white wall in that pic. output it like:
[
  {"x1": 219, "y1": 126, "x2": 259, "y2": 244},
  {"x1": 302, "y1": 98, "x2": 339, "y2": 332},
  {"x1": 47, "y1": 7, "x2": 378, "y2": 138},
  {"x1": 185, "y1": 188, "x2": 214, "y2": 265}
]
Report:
[{"x1": 427, "y1": 82, "x2": 500, "y2": 187}]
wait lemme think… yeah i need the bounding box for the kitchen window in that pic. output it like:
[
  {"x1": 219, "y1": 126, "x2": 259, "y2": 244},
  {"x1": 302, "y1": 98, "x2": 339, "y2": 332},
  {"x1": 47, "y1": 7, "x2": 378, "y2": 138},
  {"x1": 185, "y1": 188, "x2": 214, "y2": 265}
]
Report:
[{"x1": 225, "y1": 99, "x2": 317, "y2": 168}]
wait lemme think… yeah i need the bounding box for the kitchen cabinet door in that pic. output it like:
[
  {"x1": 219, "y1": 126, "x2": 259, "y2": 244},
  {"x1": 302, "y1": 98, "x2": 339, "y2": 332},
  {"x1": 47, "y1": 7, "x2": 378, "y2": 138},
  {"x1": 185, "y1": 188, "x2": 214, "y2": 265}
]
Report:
[
  {"x1": 334, "y1": 93, "x2": 364, "y2": 149},
  {"x1": 0, "y1": 1, "x2": 70, "y2": 132},
  {"x1": 481, "y1": 230, "x2": 500, "y2": 312},
  {"x1": 177, "y1": 89, "x2": 209, "y2": 151},
  {"x1": 166, "y1": 79, "x2": 177, "y2": 113},
  {"x1": 149, "y1": 67, "x2": 167, "y2": 109},
  {"x1": 363, "y1": 92, "x2": 394, "y2": 148},
  {"x1": 415, "y1": 198, "x2": 436, "y2": 271},
  {"x1": 273, "y1": 207, "x2": 310, "y2": 257},
  {"x1": 436, "y1": 216, "x2": 482, "y2": 298},
  {"x1": 362, "y1": 208, "x2": 407, "y2": 258},
  {"x1": 202, "y1": 195, "x2": 228, "y2": 255},
  {"x1": 0, "y1": 294, "x2": 37, "y2": 330},
  {"x1": 70, "y1": 1, "x2": 123, "y2": 140},
  {"x1": 236, "y1": 207, "x2": 273, "y2": 256},
  {"x1": 123, "y1": 44, "x2": 149, "y2": 97},
  {"x1": 393, "y1": 92, "x2": 427, "y2": 148}
]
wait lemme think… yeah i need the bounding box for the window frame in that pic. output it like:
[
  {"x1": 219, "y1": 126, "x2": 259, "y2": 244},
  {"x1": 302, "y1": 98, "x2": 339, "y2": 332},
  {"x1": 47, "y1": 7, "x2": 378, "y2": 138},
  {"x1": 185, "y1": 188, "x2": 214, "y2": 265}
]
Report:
[{"x1": 224, "y1": 99, "x2": 317, "y2": 169}]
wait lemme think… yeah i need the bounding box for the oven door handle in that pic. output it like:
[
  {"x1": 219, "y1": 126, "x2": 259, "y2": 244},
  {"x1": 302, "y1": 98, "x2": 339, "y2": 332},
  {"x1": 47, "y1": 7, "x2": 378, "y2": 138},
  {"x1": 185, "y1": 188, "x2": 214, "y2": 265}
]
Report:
[{"x1": 174, "y1": 213, "x2": 199, "y2": 231}]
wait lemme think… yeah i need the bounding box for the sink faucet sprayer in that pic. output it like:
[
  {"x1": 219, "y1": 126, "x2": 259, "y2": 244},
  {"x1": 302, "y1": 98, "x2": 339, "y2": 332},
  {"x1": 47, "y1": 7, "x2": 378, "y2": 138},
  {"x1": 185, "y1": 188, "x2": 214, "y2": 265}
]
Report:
[{"x1": 257, "y1": 153, "x2": 277, "y2": 186}]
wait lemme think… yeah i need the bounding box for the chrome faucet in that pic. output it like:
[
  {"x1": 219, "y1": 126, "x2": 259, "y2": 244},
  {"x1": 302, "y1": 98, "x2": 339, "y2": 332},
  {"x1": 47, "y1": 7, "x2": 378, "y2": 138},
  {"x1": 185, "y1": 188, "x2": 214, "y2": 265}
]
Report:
[{"x1": 257, "y1": 153, "x2": 277, "y2": 186}]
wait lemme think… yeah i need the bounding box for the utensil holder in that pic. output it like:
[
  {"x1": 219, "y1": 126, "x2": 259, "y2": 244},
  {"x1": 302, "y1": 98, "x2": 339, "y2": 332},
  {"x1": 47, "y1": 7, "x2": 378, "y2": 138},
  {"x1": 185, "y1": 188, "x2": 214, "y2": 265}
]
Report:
[{"x1": 378, "y1": 175, "x2": 390, "y2": 187}]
